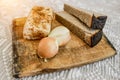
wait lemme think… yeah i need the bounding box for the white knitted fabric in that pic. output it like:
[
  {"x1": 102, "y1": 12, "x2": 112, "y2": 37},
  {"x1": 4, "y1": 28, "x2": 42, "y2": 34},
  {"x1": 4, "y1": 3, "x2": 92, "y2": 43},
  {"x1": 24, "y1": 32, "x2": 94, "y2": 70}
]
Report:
[{"x1": 0, "y1": 0, "x2": 120, "y2": 80}]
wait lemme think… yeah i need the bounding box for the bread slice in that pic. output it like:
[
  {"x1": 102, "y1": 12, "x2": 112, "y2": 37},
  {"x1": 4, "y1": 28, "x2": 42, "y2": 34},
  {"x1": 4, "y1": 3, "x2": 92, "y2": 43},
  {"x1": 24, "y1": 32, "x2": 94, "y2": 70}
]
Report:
[
  {"x1": 23, "y1": 6, "x2": 54, "y2": 40},
  {"x1": 64, "y1": 4, "x2": 107, "y2": 29},
  {"x1": 55, "y1": 11, "x2": 102, "y2": 47}
]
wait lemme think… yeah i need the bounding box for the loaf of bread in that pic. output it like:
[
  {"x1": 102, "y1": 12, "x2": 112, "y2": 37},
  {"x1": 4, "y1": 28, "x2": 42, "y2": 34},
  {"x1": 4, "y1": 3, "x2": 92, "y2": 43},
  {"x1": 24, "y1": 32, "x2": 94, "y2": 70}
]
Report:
[
  {"x1": 64, "y1": 4, "x2": 107, "y2": 29},
  {"x1": 23, "y1": 6, "x2": 54, "y2": 40},
  {"x1": 55, "y1": 11, "x2": 102, "y2": 47}
]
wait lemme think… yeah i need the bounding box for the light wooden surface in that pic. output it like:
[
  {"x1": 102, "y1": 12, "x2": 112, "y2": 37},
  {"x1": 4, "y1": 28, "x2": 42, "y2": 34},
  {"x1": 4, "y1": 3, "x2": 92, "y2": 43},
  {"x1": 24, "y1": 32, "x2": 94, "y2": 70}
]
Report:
[{"x1": 12, "y1": 17, "x2": 116, "y2": 78}]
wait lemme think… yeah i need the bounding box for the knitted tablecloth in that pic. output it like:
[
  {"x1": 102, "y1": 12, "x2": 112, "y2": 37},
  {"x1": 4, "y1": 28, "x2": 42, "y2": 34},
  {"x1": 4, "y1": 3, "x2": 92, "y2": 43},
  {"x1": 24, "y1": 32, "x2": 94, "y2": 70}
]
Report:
[{"x1": 0, "y1": 0, "x2": 120, "y2": 80}]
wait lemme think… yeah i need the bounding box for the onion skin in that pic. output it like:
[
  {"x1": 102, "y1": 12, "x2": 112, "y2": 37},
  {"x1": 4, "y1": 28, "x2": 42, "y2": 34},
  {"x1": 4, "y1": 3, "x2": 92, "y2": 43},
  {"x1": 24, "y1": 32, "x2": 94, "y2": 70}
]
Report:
[
  {"x1": 59, "y1": 32, "x2": 71, "y2": 46},
  {"x1": 48, "y1": 26, "x2": 71, "y2": 46},
  {"x1": 38, "y1": 37, "x2": 58, "y2": 58}
]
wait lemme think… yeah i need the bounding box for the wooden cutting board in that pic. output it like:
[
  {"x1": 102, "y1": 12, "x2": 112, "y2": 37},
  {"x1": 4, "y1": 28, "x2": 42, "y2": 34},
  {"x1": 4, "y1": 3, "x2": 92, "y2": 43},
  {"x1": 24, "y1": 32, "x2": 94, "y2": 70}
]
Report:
[{"x1": 12, "y1": 17, "x2": 116, "y2": 78}]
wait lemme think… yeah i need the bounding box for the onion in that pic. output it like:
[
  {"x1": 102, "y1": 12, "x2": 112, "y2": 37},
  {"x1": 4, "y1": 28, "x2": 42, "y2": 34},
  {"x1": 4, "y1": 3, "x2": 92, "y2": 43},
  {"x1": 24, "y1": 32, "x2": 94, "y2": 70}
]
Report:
[
  {"x1": 38, "y1": 37, "x2": 59, "y2": 58},
  {"x1": 48, "y1": 26, "x2": 71, "y2": 46}
]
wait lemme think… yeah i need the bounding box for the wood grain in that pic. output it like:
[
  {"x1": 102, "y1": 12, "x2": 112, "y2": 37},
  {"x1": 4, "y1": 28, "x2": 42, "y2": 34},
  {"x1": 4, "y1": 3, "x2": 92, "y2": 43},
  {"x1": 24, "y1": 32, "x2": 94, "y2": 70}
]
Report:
[
  {"x1": 64, "y1": 4, "x2": 107, "y2": 29},
  {"x1": 55, "y1": 11, "x2": 102, "y2": 47},
  {"x1": 12, "y1": 17, "x2": 116, "y2": 78}
]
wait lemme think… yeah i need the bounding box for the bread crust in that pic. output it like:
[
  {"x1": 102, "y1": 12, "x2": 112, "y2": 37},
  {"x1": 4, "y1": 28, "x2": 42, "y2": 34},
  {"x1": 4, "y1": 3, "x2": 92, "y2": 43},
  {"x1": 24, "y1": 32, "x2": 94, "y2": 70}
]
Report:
[
  {"x1": 64, "y1": 4, "x2": 107, "y2": 29},
  {"x1": 55, "y1": 11, "x2": 102, "y2": 47},
  {"x1": 23, "y1": 6, "x2": 54, "y2": 40}
]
